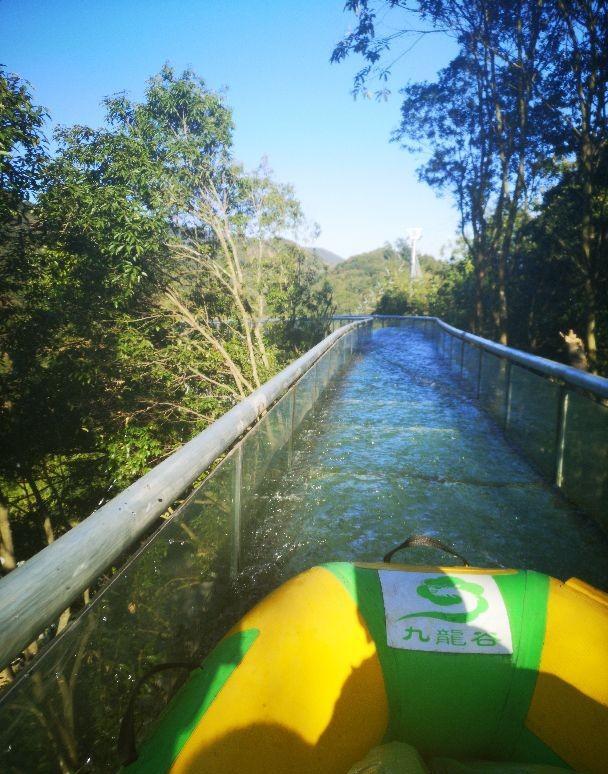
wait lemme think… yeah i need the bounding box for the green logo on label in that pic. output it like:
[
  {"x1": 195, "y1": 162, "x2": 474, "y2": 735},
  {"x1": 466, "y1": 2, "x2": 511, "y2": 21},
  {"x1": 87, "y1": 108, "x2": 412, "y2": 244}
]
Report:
[{"x1": 399, "y1": 576, "x2": 488, "y2": 623}]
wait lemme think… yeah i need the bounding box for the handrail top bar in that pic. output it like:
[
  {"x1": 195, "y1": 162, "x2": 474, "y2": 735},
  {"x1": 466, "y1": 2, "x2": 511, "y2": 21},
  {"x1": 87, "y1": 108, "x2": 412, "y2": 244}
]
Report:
[
  {"x1": 371, "y1": 314, "x2": 430, "y2": 319},
  {"x1": 355, "y1": 312, "x2": 607, "y2": 399},
  {"x1": 434, "y1": 318, "x2": 608, "y2": 399},
  {"x1": 0, "y1": 319, "x2": 371, "y2": 670}
]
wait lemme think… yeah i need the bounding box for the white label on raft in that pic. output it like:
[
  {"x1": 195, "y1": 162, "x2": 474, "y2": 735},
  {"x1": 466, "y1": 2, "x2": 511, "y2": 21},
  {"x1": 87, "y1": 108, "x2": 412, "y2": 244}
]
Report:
[{"x1": 379, "y1": 571, "x2": 513, "y2": 655}]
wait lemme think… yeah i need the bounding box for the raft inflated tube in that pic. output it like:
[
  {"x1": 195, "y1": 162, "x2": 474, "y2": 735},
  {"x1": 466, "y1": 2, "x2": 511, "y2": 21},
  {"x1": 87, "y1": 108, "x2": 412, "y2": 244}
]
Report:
[{"x1": 125, "y1": 563, "x2": 608, "y2": 773}]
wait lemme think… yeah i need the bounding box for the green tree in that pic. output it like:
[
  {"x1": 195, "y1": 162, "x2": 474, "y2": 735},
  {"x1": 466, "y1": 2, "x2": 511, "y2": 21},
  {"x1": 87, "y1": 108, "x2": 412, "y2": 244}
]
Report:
[
  {"x1": 508, "y1": 160, "x2": 608, "y2": 371},
  {"x1": 0, "y1": 67, "x2": 237, "y2": 578},
  {"x1": 265, "y1": 240, "x2": 335, "y2": 354},
  {"x1": 0, "y1": 68, "x2": 47, "y2": 576},
  {"x1": 333, "y1": 1, "x2": 556, "y2": 343},
  {"x1": 546, "y1": 0, "x2": 608, "y2": 367}
]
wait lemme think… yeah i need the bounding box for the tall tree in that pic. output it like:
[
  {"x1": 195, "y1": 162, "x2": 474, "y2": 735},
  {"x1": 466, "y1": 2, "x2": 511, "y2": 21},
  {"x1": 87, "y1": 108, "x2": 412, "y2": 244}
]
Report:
[
  {"x1": 548, "y1": 0, "x2": 608, "y2": 367},
  {"x1": 1, "y1": 65, "x2": 334, "y2": 582},
  {"x1": 333, "y1": 0, "x2": 555, "y2": 342},
  {"x1": 0, "y1": 66, "x2": 237, "y2": 570},
  {"x1": 0, "y1": 68, "x2": 47, "y2": 576}
]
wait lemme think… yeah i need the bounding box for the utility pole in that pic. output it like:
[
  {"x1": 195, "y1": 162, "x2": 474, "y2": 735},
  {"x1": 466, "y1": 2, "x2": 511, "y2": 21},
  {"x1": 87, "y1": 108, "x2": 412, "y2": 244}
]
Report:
[{"x1": 407, "y1": 227, "x2": 423, "y2": 283}]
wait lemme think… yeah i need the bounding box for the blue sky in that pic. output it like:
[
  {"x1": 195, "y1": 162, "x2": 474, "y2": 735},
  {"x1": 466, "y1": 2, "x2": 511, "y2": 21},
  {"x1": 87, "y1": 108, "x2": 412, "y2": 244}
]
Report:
[{"x1": 1, "y1": 0, "x2": 459, "y2": 259}]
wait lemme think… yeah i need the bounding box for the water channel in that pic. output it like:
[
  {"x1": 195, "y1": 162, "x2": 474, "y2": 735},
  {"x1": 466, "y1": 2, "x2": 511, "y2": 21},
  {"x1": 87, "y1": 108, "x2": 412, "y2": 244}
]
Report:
[{"x1": 243, "y1": 326, "x2": 608, "y2": 592}]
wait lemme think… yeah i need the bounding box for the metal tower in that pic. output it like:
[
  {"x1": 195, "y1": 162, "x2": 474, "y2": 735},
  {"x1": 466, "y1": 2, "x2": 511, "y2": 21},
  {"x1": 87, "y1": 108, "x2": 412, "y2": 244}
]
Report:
[{"x1": 407, "y1": 227, "x2": 423, "y2": 281}]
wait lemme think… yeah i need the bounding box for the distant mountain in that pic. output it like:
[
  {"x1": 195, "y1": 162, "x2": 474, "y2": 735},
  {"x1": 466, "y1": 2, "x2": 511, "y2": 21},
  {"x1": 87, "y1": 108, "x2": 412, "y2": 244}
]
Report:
[
  {"x1": 307, "y1": 247, "x2": 344, "y2": 267},
  {"x1": 326, "y1": 244, "x2": 444, "y2": 314}
]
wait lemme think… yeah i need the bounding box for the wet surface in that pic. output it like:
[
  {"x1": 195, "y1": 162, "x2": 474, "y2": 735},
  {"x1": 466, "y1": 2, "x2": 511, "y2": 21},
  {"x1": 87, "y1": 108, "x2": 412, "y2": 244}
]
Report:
[{"x1": 243, "y1": 327, "x2": 608, "y2": 590}]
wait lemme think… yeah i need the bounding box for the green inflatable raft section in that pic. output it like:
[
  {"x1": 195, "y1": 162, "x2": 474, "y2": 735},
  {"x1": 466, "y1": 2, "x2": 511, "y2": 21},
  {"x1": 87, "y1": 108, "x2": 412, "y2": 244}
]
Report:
[{"x1": 323, "y1": 564, "x2": 566, "y2": 766}]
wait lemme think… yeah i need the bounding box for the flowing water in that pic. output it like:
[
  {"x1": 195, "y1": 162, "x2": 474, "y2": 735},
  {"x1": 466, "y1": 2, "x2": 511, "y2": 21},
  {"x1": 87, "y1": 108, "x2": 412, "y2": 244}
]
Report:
[{"x1": 242, "y1": 326, "x2": 608, "y2": 591}]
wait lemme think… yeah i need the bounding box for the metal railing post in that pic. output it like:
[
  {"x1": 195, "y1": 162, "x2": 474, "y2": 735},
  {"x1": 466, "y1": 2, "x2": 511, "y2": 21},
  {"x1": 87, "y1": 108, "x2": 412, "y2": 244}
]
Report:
[
  {"x1": 288, "y1": 387, "x2": 296, "y2": 467},
  {"x1": 504, "y1": 361, "x2": 512, "y2": 430},
  {"x1": 555, "y1": 388, "x2": 570, "y2": 489},
  {"x1": 230, "y1": 445, "x2": 242, "y2": 579},
  {"x1": 476, "y1": 348, "x2": 483, "y2": 399},
  {"x1": 460, "y1": 339, "x2": 465, "y2": 376}
]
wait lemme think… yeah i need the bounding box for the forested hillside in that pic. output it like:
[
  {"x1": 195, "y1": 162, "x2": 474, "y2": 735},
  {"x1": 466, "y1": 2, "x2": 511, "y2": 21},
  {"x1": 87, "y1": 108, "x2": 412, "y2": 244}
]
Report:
[{"x1": 325, "y1": 242, "x2": 448, "y2": 315}]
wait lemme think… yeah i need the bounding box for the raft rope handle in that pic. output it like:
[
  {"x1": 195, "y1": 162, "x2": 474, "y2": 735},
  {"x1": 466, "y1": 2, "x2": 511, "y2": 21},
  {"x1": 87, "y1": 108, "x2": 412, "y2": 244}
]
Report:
[
  {"x1": 118, "y1": 660, "x2": 199, "y2": 767},
  {"x1": 383, "y1": 534, "x2": 470, "y2": 566}
]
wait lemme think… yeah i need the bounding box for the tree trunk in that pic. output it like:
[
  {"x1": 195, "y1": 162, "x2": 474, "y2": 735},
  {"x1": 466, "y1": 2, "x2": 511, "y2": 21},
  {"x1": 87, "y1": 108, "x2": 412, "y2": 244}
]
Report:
[
  {"x1": 473, "y1": 248, "x2": 487, "y2": 334},
  {"x1": 496, "y1": 252, "x2": 509, "y2": 345},
  {"x1": 0, "y1": 492, "x2": 16, "y2": 574},
  {"x1": 25, "y1": 472, "x2": 57, "y2": 546},
  {"x1": 584, "y1": 277, "x2": 598, "y2": 371}
]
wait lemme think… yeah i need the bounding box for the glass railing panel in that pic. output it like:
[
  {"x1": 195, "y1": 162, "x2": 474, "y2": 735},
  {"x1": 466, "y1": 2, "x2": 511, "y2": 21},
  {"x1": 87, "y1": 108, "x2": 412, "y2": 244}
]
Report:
[
  {"x1": 505, "y1": 365, "x2": 561, "y2": 479},
  {"x1": 434, "y1": 319, "x2": 607, "y2": 534},
  {"x1": 240, "y1": 390, "x2": 294, "y2": 529},
  {"x1": 0, "y1": 453, "x2": 238, "y2": 773},
  {"x1": 293, "y1": 366, "x2": 316, "y2": 429},
  {"x1": 561, "y1": 392, "x2": 608, "y2": 530},
  {"x1": 450, "y1": 336, "x2": 463, "y2": 372},
  {"x1": 344, "y1": 333, "x2": 351, "y2": 362},
  {"x1": 479, "y1": 351, "x2": 508, "y2": 421},
  {"x1": 444, "y1": 332, "x2": 452, "y2": 362},
  {"x1": 439, "y1": 330, "x2": 447, "y2": 358},
  {"x1": 462, "y1": 342, "x2": 480, "y2": 389},
  {"x1": 318, "y1": 346, "x2": 331, "y2": 391},
  {"x1": 326, "y1": 342, "x2": 338, "y2": 382},
  {"x1": 0, "y1": 326, "x2": 365, "y2": 773}
]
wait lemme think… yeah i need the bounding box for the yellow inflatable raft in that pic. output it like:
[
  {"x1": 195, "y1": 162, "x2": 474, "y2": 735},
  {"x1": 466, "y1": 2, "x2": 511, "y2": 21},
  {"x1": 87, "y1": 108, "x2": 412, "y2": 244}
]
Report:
[{"x1": 123, "y1": 562, "x2": 608, "y2": 773}]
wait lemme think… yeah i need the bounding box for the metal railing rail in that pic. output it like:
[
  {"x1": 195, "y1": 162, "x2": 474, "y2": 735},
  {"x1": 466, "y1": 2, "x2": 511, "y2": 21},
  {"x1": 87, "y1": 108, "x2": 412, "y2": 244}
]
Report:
[
  {"x1": 433, "y1": 318, "x2": 608, "y2": 400},
  {"x1": 0, "y1": 319, "x2": 371, "y2": 670},
  {"x1": 424, "y1": 315, "x2": 607, "y2": 535}
]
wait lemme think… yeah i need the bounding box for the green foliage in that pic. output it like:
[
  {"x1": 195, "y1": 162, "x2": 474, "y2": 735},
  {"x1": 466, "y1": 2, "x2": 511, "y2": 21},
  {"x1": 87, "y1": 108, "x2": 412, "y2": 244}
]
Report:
[
  {"x1": 0, "y1": 67, "x2": 46, "y2": 223},
  {"x1": 265, "y1": 240, "x2": 335, "y2": 355},
  {"x1": 374, "y1": 289, "x2": 411, "y2": 315},
  {"x1": 328, "y1": 243, "x2": 411, "y2": 313},
  {"x1": 0, "y1": 66, "x2": 334, "y2": 579},
  {"x1": 326, "y1": 241, "x2": 453, "y2": 317},
  {"x1": 334, "y1": 0, "x2": 608, "y2": 367}
]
